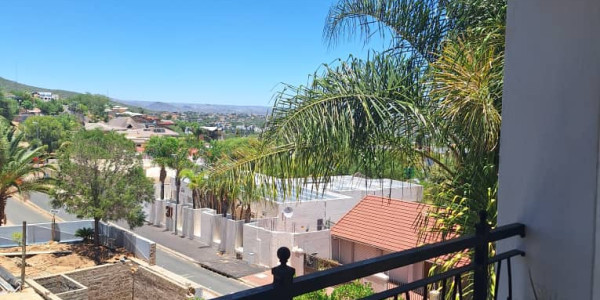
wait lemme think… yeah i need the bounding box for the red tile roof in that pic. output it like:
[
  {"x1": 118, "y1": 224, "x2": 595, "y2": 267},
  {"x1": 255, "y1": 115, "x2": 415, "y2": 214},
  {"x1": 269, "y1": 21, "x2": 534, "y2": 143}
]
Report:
[{"x1": 331, "y1": 195, "x2": 437, "y2": 252}]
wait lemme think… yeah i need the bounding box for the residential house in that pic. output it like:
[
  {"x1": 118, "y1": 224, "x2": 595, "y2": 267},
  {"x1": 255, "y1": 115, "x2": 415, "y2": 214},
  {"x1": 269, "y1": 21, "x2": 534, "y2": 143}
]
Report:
[
  {"x1": 251, "y1": 175, "x2": 423, "y2": 231},
  {"x1": 32, "y1": 91, "x2": 59, "y2": 102},
  {"x1": 242, "y1": 176, "x2": 423, "y2": 270},
  {"x1": 200, "y1": 126, "x2": 224, "y2": 141},
  {"x1": 84, "y1": 117, "x2": 178, "y2": 151},
  {"x1": 331, "y1": 196, "x2": 442, "y2": 286},
  {"x1": 111, "y1": 105, "x2": 128, "y2": 113}
]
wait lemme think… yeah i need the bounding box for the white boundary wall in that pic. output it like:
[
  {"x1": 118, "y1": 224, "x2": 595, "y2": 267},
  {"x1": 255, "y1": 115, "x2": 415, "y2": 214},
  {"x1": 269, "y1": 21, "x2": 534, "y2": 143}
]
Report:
[
  {"x1": 243, "y1": 219, "x2": 331, "y2": 271},
  {"x1": 0, "y1": 220, "x2": 94, "y2": 247}
]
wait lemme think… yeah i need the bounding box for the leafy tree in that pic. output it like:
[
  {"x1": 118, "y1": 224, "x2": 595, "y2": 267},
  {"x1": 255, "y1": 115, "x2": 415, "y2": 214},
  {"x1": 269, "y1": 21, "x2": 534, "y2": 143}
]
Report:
[
  {"x1": 51, "y1": 129, "x2": 154, "y2": 262},
  {"x1": 66, "y1": 93, "x2": 110, "y2": 120},
  {"x1": 0, "y1": 93, "x2": 18, "y2": 121},
  {"x1": 11, "y1": 91, "x2": 34, "y2": 109},
  {"x1": 0, "y1": 122, "x2": 54, "y2": 226},
  {"x1": 21, "y1": 100, "x2": 33, "y2": 110},
  {"x1": 36, "y1": 99, "x2": 64, "y2": 115},
  {"x1": 22, "y1": 116, "x2": 79, "y2": 153},
  {"x1": 144, "y1": 136, "x2": 179, "y2": 200}
]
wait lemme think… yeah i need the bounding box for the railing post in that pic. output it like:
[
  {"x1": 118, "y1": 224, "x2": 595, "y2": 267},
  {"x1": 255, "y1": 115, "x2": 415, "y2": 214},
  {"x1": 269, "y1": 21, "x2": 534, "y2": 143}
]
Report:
[
  {"x1": 473, "y1": 211, "x2": 490, "y2": 300},
  {"x1": 272, "y1": 247, "x2": 295, "y2": 300}
]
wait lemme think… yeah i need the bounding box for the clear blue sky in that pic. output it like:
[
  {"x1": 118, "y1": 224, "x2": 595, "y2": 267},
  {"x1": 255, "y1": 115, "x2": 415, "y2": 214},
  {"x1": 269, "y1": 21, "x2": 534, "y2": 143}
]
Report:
[{"x1": 0, "y1": 1, "x2": 387, "y2": 106}]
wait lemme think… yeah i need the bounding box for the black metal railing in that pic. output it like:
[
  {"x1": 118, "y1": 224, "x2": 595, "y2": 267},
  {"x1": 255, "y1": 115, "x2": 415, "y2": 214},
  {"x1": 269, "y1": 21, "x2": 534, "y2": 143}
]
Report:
[{"x1": 216, "y1": 212, "x2": 525, "y2": 300}]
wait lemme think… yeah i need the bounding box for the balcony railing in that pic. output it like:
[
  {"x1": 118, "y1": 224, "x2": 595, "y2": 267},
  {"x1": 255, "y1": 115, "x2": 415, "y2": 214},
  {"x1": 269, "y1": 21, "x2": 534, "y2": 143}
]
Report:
[{"x1": 216, "y1": 212, "x2": 525, "y2": 300}]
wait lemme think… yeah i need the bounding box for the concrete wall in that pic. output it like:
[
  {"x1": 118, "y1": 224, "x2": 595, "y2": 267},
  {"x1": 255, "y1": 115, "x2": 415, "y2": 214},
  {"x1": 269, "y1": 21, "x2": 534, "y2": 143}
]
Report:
[
  {"x1": 64, "y1": 264, "x2": 132, "y2": 300},
  {"x1": 99, "y1": 223, "x2": 157, "y2": 265},
  {"x1": 35, "y1": 275, "x2": 88, "y2": 300},
  {"x1": 199, "y1": 208, "x2": 216, "y2": 245},
  {"x1": 332, "y1": 237, "x2": 424, "y2": 285},
  {"x1": 498, "y1": 0, "x2": 600, "y2": 298},
  {"x1": 132, "y1": 266, "x2": 190, "y2": 300},
  {"x1": 0, "y1": 220, "x2": 94, "y2": 247},
  {"x1": 251, "y1": 183, "x2": 423, "y2": 232},
  {"x1": 242, "y1": 220, "x2": 331, "y2": 269},
  {"x1": 32, "y1": 262, "x2": 193, "y2": 300},
  {"x1": 170, "y1": 176, "x2": 193, "y2": 206}
]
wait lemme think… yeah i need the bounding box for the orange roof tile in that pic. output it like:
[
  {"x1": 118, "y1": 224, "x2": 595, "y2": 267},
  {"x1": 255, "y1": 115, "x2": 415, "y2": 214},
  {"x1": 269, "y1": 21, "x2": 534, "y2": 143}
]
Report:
[{"x1": 331, "y1": 195, "x2": 437, "y2": 252}]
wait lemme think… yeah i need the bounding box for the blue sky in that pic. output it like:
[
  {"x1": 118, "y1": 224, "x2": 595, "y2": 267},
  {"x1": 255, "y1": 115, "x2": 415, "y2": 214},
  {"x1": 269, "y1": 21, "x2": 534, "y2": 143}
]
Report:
[{"x1": 0, "y1": 1, "x2": 388, "y2": 106}]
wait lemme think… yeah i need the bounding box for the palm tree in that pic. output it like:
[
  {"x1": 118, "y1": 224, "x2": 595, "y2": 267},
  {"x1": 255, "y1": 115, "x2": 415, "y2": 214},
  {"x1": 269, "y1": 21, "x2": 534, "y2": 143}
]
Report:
[
  {"x1": 0, "y1": 122, "x2": 55, "y2": 226},
  {"x1": 144, "y1": 136, "x2": 178, "y2": 200},
  {"x1": 202, "y1": 0, "x2": 504, "y2": 271}
]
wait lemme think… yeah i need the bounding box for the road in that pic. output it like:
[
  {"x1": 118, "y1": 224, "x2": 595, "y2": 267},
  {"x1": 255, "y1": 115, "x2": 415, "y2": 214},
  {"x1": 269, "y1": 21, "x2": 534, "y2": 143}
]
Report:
[
  {"x1": 6, "y1": 193, "x2": 249, "y2": 295},
  {"x1": 5, "y1": 197, "x2": 52, "y2": 225}
]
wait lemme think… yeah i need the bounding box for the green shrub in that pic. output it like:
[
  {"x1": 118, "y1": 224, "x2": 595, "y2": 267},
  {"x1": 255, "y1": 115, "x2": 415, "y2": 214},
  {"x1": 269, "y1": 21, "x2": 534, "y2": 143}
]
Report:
[
  {"x1": 75, "y1": 227, "x2": 94, "y2": 243},
  {"x1": 294, "y1": 289, "x2": 329, "y2": 300},
  {"x1": 11, "y1": 232, "x2": 22, "y2": 246},
  {"x1": 293, "y1": 281, "x2": 374, "y2": 300},
  {"x1": 330, "y1": 281, "x2": 374, "y2": 300}
]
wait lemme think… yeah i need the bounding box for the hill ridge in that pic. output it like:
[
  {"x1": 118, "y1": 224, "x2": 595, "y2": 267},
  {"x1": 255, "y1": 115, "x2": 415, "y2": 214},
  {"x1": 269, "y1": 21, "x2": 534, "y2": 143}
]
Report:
[{"x1": 0, "y1": 76, "x2": 270, "y2": 115}]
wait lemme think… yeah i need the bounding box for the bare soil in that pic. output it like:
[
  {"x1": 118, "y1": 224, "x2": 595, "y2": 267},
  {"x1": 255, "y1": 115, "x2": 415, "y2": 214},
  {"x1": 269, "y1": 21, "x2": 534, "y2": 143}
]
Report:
[{"x1": 0, "y1": 242, "x2": 131, "y2": 277}]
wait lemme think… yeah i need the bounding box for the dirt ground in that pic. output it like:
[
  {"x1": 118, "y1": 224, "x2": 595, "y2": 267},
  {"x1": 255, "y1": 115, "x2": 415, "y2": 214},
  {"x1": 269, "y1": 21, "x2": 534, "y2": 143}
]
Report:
[{"x1": 0, "y1": 242, "x2": 131, "y2": 278}]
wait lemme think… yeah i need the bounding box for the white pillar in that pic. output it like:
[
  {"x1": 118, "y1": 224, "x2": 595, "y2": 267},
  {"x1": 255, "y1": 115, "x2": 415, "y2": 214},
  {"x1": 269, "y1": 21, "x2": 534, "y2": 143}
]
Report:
[{"x1": 499, "y1": 0, "x2": 600, "y2": 298}]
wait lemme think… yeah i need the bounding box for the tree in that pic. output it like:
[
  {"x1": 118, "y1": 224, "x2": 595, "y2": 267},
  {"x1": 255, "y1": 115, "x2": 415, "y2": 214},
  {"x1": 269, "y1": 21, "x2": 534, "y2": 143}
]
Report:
[
  {"x1": 21, "y1": 100, "x2": 33, "y2": 110},
  {"x1": 144, "y1": 136, "x2": 179, "y2": 200},
  {"x1": 66, "y1": 93, "x2": 110, "y2": 121},
  {"x1": 182, "y1": 137, "x2": 264, "y2": 221},
  {"x1": 36, "y1": 99, "x2": 64, "y2": 115},
  {"x1": 166, "y1": 139, "x2": 194, "y2": 234},
  {"x1": 11, "y1": 91, "x2": 34, "y2": 109},
  {"x1": 0, "y1": 93, "x2": 18, "y2": 121},
  {"x1": 51, "y1": 129, "x2": 154, "y2": 262},
  {"x1": 0, "y1": 122, "x2": 55, "y2": 226},
  {"x1": 22, "y1": 116, "x2": 79, "y2": 153},
  {"x1": 203, "y1": 0, "x2": 505, "y2": 295}
]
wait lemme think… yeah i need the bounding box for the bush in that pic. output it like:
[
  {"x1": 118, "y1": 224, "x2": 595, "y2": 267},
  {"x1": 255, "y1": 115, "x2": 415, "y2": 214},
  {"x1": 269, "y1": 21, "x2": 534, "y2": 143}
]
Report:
[
  {"x1": 330, "y1": 281, "x2": 374, "y2": 300},
  {"x1": 75, "y1": 227, "x2": 94, "y2": 243},
  {"x1": 11, "y1": 232, "x2": 22, "y2": 246},
  {"x1": 293, "y1": 281, "x2": 374, "y2": 300},
  {"x1": 294, "y1": 289, "x2": 329, "y2": 300}
]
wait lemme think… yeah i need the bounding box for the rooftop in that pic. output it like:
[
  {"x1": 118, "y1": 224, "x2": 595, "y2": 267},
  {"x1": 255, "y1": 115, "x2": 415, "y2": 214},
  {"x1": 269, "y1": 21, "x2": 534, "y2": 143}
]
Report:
[
  {"x1": 331, "y1": 195, "x2": 435, "y2": 252},
  {"x1": 260, "y1": 175, "x2": 422, "y2": 203}
]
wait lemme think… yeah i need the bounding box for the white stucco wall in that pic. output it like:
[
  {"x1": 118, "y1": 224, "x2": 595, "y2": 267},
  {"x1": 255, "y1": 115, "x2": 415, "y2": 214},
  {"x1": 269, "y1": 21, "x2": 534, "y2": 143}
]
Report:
[
  {"x1": 242, "y1": 222, "x2": 331, "y2": 269},
  {"x1": 498, "y1": 0, "x2": 600, "y2": 298},
  {"x1": 251, "y1": 183, "x2": 423, "y2": 232}
]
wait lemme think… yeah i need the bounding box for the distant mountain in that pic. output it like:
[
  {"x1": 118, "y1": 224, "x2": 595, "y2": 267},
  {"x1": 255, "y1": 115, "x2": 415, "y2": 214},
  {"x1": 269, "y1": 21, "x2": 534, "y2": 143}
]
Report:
[
  {"x1": 116, "y1": 99, "x2": 271, "y2": 115},
  {"x1": 0, "y1": 76, "x2": 80, "y2": 99},
  {"x1": 0, "y1": 76, "x2": 271, "y2": 115}
]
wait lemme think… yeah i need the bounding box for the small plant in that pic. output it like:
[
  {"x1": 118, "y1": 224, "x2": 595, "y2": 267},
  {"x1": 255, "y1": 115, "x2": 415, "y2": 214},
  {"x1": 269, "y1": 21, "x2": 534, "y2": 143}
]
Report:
[
  {"x1": 330, "y1": 281, "x2": 374, "y2": 300},
  {"x1": 294, "y1": 289, "x2": 328, "y2": 300},
  {"x1": 75, "y1": 227, "x2": 94, "y2": 243},
  {"x1": 11, "y1": 232, "x2": 22, "y2": 246},
  {"x1": 293, "y1": 281, "x2": 375, "y2": 300}
]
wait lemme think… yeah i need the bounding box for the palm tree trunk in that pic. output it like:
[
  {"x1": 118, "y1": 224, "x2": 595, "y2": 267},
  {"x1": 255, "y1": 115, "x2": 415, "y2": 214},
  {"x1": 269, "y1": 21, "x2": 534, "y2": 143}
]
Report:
[
  {"x1": 159, "y1": 166, "x2": 166, "y2": 200},
  {"x1": 192, "y1": 189, "x2": 198, "y2": 209},
  {"x1": 93, "y1": 217, "x2": 100, "y2": 264},
  {"x1": 0, "y1": 197, "x2": 5, "y2": 226},
  {"x1": 244, "y1": 204, "x2": 252, "y2": 223}
]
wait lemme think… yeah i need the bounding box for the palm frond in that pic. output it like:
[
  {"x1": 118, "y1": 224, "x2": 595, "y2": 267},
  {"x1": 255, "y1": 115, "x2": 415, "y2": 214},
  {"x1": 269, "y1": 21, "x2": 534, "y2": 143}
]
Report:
[{"x1": 324, "y1": 0, "x2": 450, "y2": 62}]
